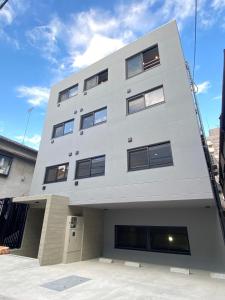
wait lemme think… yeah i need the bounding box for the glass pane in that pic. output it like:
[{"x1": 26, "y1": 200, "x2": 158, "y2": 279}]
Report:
[
  {"x1": 76, "y1": 160, "x2": 91, "y2": 178},
  {"x1": 145, "y1": 87, "x2": 164, "y2": 107},
  {"x1": 115, "y1": 226, "x2": 148, "y2": 250},
  {"x1": 98, "y1": 70, "x2": 108, "y2": 84},
  {"x1": 57, "y1": 164, "x2": 68, "y2": 180},
  {"x1": 91, "y1": 156, "x2": 105, "y2": 176},
  {"x1": 128, "y1": 96, "x2": 145, "y2": 114},
  {"x1": 149, "y1": 143, "x2": 173, "y2": 168},
  {"x1": 64, "y1": 120, "x2": 74, "y2": 135},
  {"x1": 143, "y1": 46, "x2": 160, "y2": 70},
  {"x1": 81, "y1": 114, "x2": 94, "y2": 129},
  {"x1": 53, "y1": 124, "x2": 64, "y2": 138},
  {"x1": 85, "y1": 76, "x2": 98, "y2": 90},
  {"x1": 94, "y1": 108, "x2": 107, "y2": 124},
  {"x1": 69, "y1": 85, "x2": 78, "y2": 97},
  {"x1": 45, "y1": 167, "x2": 57, "y2": 183},
  {"x1": 127, "y1": 54, "x2": 143, "y2": 78},
  {"x1": 150, "y1": 227, "x2": 190, "y2": 254},
  {"x1": 0, "y1": 155, "x2": 11, "y2": 175},
  {"x1": 59, "y1": 90, "x2": 68, "y2": 102},
  {"x1": 129, "y1": 148, "x2": 149, "y2": 170}
]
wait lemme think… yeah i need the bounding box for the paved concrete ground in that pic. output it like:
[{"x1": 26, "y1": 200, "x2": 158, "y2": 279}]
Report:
[{"x1": 0, "y1": 255, "x2": 225, "y2": 300}]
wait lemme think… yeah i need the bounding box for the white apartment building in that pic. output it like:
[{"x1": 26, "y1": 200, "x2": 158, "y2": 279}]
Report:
[{"x1": 14, "y1": 21, "x2": 225, "y2": 271}]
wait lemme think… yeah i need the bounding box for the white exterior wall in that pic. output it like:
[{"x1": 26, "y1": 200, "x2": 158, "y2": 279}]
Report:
[{"x1": 30, "y1": 21, "x2": 213, "y2": 206}]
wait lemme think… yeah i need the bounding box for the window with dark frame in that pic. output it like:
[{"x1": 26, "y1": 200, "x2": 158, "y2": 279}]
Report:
[
  {"x1": 80, "y1": 107, "x2": 107, "y2": 130},
  {"x1": 58, "y1": 84, "x2": 78, "y2": 103},
  {"x1": 126, "y1": 45, "x2": 160, "y2": 78},
  {"x1": 127, "y1": 86, "x2": 165, "y2": 114},
  {"x1": 0, "y1": 153, "x2": 12, "y2": 176},
  {"x1": 84, "y1": 70, "x2": 108, "y2": 91},
  {"x1": 52, "y1": 119, "x2": 74, "y2": 138},
  {"x1": 128, "y1": 142, "x2": 173, "y2": 171},
  {"x1": 75, "y1": 155, "x2": 105, "y2": 179},
  {"x1": 44, "y1": 163, "x2": 69, "y2": 184},
  {"x1": 115, "y1": 225, "x2": 190, "y2": 255}
]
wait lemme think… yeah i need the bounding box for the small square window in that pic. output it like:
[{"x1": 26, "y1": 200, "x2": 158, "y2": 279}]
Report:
[
  {"x1": 127, "y1": 54, "x2": 143, "y2": 78},
  {"x1": 52, "y1": 119, "x2": 74, "y2": 139},
  {"x1": 64, "y1": 120, "x2": 74, "y2": 135},
  {"x1": 84, "y1": 70, "x2": 108, "y2": 91},
  {"x1": 94, "y1": 108, "x2": 107, "y2": 125},
  {"x1": 149, "y1": 143, "x2": 173, "y2": 168},
  {"x1": 58, "y1": 84, "x2": 78, "y2": 103},
  {"x1": 44, "y1": 163, "x2": 69, "y2": 184},
  {"x1": 81, "y1": 114, "x2": 94, "y2": 129},
  {"x1": 145, "y1": 87, "x2": 164, "y2": 107},
  {"x1": 128, "y1": 148, "x2": 149, "y2": 170},
  {"x1": 76, "y1": 160, "x2": 91, "y2": 179}
]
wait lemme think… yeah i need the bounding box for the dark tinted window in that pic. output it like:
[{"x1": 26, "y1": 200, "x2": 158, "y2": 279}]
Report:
[
  {"x1": 52, "y1": 119, "x2": 74, "y2": 138},
  {"x1": 127, "y1": 86, "x2": 164, "y2": 115},
  {"x1": 75, "y1": 155, "x2": 105, "y2": 179},
  {"x1": 115, "y1": 225, "x2": 190, "y2": 255},
  {"x1": 44, "y1": 163, "x2": 69, "y2": 184},
  {"x1": 84, "y1": 70, "x2": 108, "y2": 91},
  {"x1": 76, "y1": 160, "x2": 91, "y2": 179},
  {"x1": 150, "y1": 227, "x2": 190, "y2": 254},
  {"x1": 91, "y1": 156, "x2": 105, "y2": 176},
  {"x1": 126, "y1": 45, "x2": 160, "y2": 78},
  {"x1": 149, "y1": 143, "x2": 173, "y2": 168},
  {"x1": 128, "y1": 147, "x2": 148, "y2": 170},
  {"x1": 80, "y1": 107, "x2": 107, "y2": 130},
  {"x1": 58, "y1": 84, "x2": 78, "y2": 103},
  {"x1": 81, "y1": 113, "x2": 94, "y2": 129},
  {"x1": 128, "y1": 142, "x2": 173, "y2": 171},
  {"x1": 115, "y1": 225, "x2": 148, "y2": 250}
]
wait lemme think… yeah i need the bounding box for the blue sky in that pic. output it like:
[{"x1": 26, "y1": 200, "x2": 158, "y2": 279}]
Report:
[{"x1": 0, "y1": 0, "x2": 224, "y2": 149}]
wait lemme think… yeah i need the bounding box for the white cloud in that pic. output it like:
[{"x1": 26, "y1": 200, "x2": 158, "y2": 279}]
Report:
[
  {"x1": 15, "y1": 134, "x2": 41, "y2": 149},
  {"x1": 211, "y1": 0, "x2": 225, "y2": 10},
  {"x1": 197, "y1": 81, "x2": 211, "y2": 94},
  {"x1": 72, "y1": 34, "x2": 125, "y2": 68},
  {"x1": 17, "y1": 86, "x2": 50, "y2": 107},
  {"x1": 0, "y1": 0, "x2": 28, "y2": 46}
]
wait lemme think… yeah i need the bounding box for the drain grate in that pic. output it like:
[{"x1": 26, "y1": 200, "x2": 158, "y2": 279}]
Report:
[{"x1": 41, "y1": 275, "x2": 91, "y2": 292}]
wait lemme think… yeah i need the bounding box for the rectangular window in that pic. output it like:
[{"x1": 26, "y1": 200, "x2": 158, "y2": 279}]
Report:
[
  {"x1": 0, "y1": 154, "x2": 12, "y2": 176},
  {"x1": 84, "y1": 70, "x2": 108, "y2": 91},
  {"x1": 52, "y1": 119, "x2": 74, "y2": 138},
  {"x1": 44, "y1": 163, "x2": 69, "y2": 184},
  {"x1": 58, "y1": 84, "x2": 78, "y2": 103},
  {"x1": 80, "y1": 107, "x2": 107, "y2": 130},
  {"x1": 128, "y1": 142, "x2": 173, "y2": 171},
  {"x1": 126, "y1": 45, "x2": 160, "y2": 78},
  {"x1": 127, "y1": 86, "x2": 164, "y2": 114},
  {"x1": 115, "y1": 225, "x2": 148, "y2": 251},
  {"x1": 115, "y1": 225, "x2": 190, "y2": 255},
  {"x1": 150, "y1": 226, "x2": 190, "y2": 255},
  {"x1": 75, "y1": 155, "x2": 105, "y2": 179}
]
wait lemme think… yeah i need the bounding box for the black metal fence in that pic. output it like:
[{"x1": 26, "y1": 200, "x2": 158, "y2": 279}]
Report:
[{"x1": 0, "y1": 198, "x2": 28, "y2": 249}]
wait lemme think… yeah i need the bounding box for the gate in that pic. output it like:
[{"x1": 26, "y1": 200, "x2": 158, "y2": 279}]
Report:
[{"x1": 0, "y1": 198, "x2": 28, "y2": 249}]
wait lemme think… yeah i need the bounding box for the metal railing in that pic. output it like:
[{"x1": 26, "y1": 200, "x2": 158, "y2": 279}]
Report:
[{"x1": 186, "y1": 62, "x2": 225, "y2": 243}]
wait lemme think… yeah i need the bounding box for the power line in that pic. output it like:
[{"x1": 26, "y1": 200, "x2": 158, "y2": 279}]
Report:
[
  {"x1": 22, "y1": 107, "x2": 34, "y2": 145},
  {"x1": 0, "y1": 0, "x2": 9, "y2": 10},
  {"x1": 193, "y1": 0, "x2": 198, "y2": 81}
]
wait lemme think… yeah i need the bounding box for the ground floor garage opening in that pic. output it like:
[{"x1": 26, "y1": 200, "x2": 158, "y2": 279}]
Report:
[{"x1": 102, "y1": 205, "x2": 225, "y2": 272}]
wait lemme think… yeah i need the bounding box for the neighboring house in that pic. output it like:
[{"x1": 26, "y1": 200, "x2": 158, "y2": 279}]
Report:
[
  {"x1": 14, "y1": 21, "x2": 225, "y2": 271},
  {"x1": 0, "y1": 135, "x2": 37, "y2": 198},
  {"x1": 220, "y1": 50, "x2": 225, "y2": 199},
  {"x1": 207, "y1": 128, "x2": 220, "y2": 171},
  {"x1": 0, "y1": 135, "x2": 37, "y2": 249}
]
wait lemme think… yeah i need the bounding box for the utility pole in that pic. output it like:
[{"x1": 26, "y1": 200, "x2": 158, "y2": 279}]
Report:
[{"x1": 0, "y1": 0, "x2": 9, "y2": 10}]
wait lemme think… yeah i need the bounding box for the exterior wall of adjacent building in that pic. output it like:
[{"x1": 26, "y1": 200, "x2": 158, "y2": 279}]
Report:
[
  {"x1": 0, "y1": 137, "x2": 37, "y2": 199},
  {"x1": 30, "y1": 21, "x2": 213, "y2": 207}
]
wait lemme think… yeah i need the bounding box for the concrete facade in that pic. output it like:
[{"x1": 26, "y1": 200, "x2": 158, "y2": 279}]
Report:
[
  {"x1": 13, "y1": 21, "x2": 225, "y2": 271},
  {"x1": 0, "y1": 135, "x2": 37, "y2": 199}
]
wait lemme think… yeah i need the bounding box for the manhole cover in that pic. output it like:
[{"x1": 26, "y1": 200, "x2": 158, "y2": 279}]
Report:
[{"x1": 41, "y1": 275, "x2": 91, "y2": 291}]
